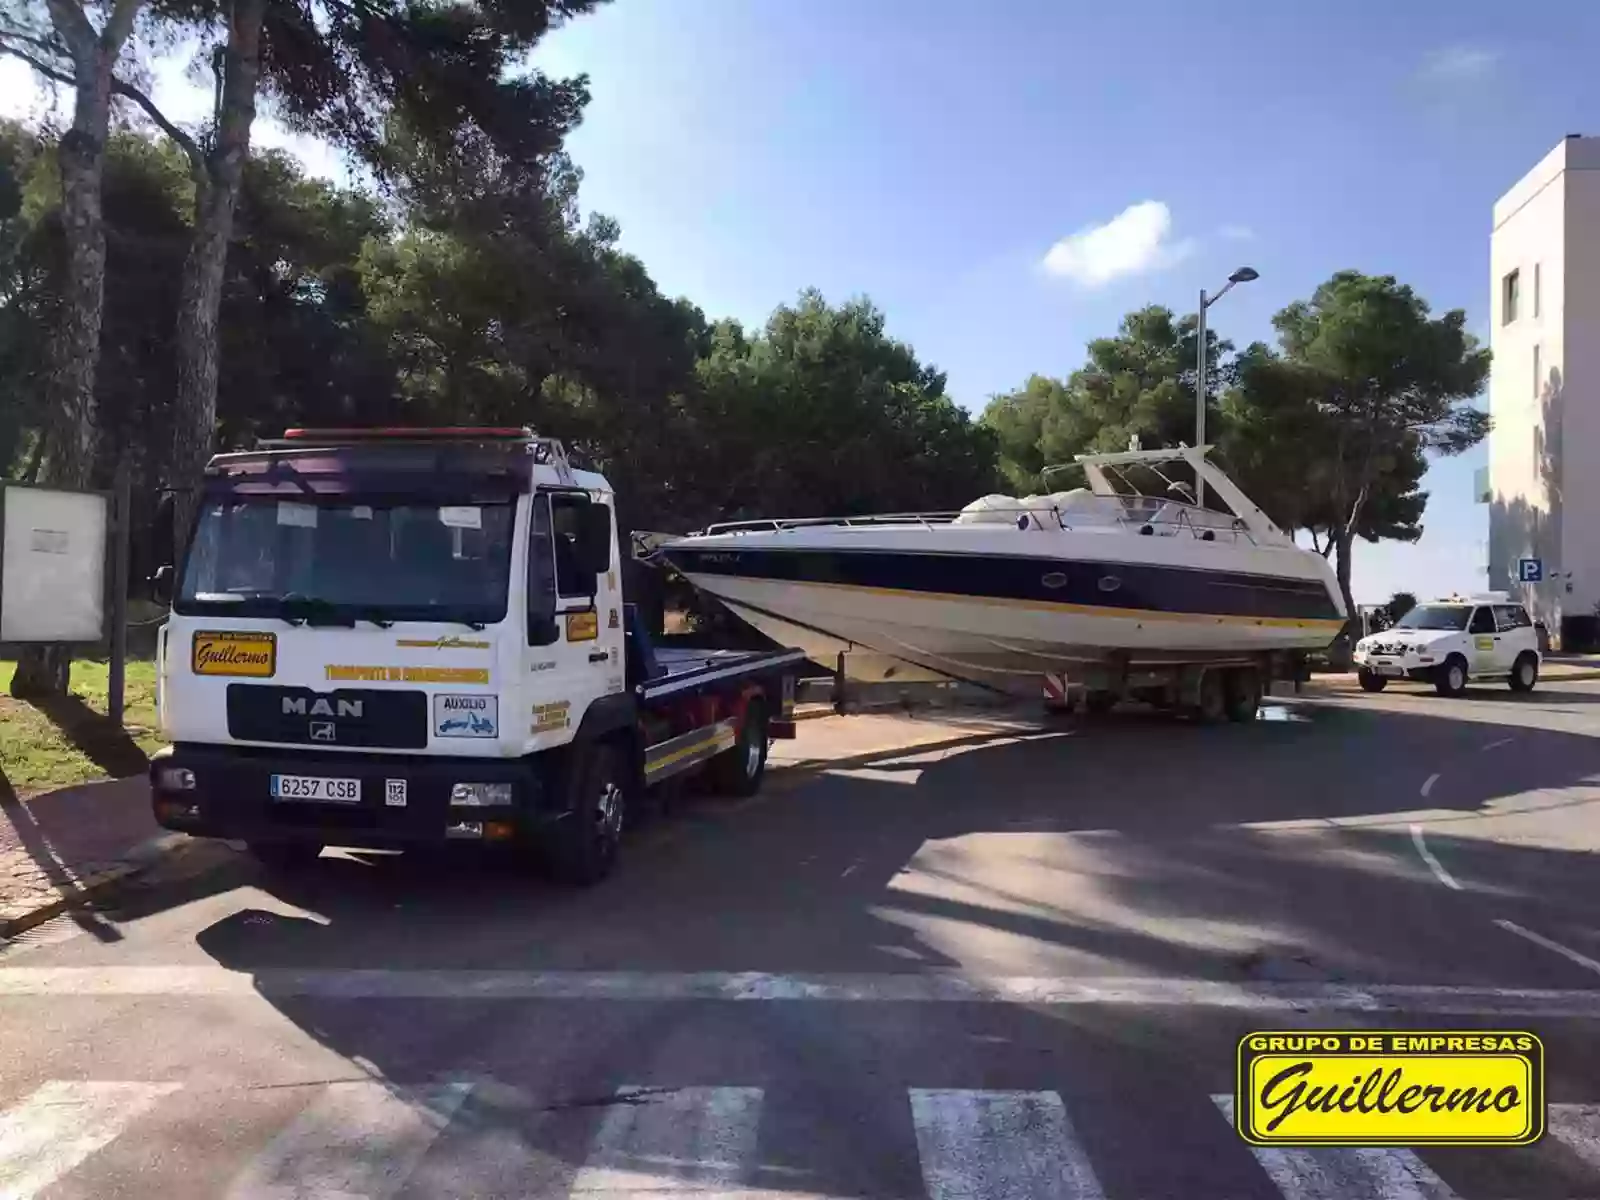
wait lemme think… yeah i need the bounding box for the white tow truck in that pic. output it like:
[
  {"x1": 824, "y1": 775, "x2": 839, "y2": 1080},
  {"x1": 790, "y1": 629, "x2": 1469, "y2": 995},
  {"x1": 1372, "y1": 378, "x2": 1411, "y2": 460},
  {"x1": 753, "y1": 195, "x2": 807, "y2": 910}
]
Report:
[
  {"x1": 149, "y1": 427, "x2": 805, "y2": 884},
  {"x1": 1352, "y1": 592, "x2": 1541, "y2": 697}
]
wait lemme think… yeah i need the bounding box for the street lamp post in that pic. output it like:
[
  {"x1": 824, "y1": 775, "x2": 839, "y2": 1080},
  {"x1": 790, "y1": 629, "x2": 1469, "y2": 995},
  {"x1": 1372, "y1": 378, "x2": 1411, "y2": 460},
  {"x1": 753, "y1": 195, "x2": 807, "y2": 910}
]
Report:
[{"x1": 1195, "y1": 266, "x2": 1259, "y2": 508}]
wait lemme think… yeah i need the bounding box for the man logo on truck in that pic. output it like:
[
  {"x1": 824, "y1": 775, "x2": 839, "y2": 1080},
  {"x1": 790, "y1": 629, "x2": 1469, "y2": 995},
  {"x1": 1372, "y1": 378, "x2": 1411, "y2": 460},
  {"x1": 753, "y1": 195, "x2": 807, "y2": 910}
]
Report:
[{"x1": 282, "y1": 697, "x2": 364, "y2": 718}]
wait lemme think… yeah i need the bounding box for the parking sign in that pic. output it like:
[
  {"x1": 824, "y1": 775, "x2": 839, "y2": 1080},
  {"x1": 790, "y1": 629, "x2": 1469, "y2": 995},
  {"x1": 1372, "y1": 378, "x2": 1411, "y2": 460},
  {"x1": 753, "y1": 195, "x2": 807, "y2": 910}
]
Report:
[{"x1": 1518, "y1": 558, "x2": 1543, "y2": 583}]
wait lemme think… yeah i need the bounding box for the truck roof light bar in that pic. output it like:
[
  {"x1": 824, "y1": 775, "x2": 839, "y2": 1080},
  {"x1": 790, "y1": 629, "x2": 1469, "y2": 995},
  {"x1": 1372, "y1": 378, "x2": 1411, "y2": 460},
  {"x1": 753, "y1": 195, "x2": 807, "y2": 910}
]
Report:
[{"x1": 281, "y1": 427, "x2": 534, "y2": 441}]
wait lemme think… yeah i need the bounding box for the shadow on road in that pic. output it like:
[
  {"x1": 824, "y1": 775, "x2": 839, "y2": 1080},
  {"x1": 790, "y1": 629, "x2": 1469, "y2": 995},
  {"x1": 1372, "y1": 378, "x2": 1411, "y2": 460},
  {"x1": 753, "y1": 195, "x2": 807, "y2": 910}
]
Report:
[{"x1": 162, "y1": 699, "x2": 1600, "y2": 1198}]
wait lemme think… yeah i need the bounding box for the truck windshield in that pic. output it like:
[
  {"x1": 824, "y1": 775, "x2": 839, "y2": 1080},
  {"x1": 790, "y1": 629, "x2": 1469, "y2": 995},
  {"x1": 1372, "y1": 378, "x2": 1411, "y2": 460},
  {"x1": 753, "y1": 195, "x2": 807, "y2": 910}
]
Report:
[
  {"x1": 175, "y1": 497, "x2": 514, "y2": 625},
  {"x1": 1394, "y1": 605, "x2": 1471, "y2": 631}
]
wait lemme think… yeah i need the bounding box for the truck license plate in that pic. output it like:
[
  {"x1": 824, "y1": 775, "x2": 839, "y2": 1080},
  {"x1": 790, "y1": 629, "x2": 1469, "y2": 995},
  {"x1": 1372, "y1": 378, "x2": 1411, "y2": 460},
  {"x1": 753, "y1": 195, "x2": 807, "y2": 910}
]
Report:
[
  {"x1": 270, "y1": 774, "x2": 361, "y2": 803},
  {"x1": 1376, "y1": 662, "x2": 1405, "y2": 677}
]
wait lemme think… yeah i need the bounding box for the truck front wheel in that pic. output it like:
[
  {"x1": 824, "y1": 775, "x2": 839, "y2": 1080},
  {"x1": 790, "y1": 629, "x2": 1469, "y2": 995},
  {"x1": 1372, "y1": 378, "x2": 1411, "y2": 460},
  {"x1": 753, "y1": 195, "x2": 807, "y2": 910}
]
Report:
[
  {"x1": 545, "y1": 740, "x2": 629, "y2": 886},
  {"x1": 710, "y1": 699, "x2": 768, "y2": 798}
]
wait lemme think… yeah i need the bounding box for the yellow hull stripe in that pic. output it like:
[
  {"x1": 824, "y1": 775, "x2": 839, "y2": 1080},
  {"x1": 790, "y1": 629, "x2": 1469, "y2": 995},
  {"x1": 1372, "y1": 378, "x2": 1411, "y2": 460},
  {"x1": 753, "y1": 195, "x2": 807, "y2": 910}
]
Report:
[{"x1": 726, "y1": 577, "x2": 1345, "y2": 632}]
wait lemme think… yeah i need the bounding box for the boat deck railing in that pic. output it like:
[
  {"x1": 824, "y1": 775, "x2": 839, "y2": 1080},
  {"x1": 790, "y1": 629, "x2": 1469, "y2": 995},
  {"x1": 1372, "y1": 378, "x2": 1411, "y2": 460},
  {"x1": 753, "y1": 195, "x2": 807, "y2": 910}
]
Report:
[{"x1": 700, "y1": 501, "x2": 1263, "y2": 544}]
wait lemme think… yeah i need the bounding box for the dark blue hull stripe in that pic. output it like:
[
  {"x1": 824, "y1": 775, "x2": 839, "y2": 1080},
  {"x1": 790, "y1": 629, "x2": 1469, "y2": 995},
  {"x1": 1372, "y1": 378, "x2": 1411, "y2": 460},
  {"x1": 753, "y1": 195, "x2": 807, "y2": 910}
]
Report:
[{"x1": 663, "y1": 546, "x2": 1342, "y2": 623}]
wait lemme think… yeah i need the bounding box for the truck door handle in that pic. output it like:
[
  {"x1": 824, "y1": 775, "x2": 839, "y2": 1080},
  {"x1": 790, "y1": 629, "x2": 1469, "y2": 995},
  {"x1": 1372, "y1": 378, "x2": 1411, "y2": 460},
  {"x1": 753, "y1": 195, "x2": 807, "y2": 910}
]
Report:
[{"x1": 589, "y1": 651, "x2": 609, "y2": 663}]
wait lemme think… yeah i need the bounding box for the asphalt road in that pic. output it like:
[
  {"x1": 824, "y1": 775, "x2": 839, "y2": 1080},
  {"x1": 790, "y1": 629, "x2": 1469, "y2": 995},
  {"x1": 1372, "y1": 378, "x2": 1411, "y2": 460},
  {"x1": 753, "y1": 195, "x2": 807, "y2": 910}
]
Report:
[{"x1": 5, "y1": 680, "x2": 1600, "y2": 1198}]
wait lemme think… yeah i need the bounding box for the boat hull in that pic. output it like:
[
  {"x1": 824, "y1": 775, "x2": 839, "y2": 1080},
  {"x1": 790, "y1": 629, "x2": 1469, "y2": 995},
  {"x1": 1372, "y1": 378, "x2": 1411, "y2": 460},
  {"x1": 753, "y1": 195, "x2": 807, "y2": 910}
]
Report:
[{"x1": 662, "y1": 532, "x2": 1345, "y2": 688}]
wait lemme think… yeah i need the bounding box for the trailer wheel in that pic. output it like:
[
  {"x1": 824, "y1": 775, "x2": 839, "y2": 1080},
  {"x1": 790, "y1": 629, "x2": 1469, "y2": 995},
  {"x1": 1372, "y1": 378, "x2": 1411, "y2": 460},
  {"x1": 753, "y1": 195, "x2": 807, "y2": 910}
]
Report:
[
  {"x1": 247, "y1": 840, "x2": 323, "y2": 871},
  {"x1": 710, "y1": 698, "x2": 768, "y2": 797},
  {"x1": 1223, "y1": 667, "x2": 1262, "y2": 723},
  {"x1": 1082, "y1": 690, "x2": 1117, "y2": 717},
  {"x1": 1194, "y1": 669, "x2": 1227, "y2": 723},
  {"x1": 545, "y1": 739, "x2": 628, "y2": 886}
]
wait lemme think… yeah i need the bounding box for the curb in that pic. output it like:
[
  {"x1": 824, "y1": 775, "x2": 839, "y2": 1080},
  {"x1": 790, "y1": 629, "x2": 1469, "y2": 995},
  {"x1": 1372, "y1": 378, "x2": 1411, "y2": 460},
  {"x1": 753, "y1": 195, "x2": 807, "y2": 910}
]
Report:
[{"x1": 0, "y1": 831, "x2": 190, "y2": 940}]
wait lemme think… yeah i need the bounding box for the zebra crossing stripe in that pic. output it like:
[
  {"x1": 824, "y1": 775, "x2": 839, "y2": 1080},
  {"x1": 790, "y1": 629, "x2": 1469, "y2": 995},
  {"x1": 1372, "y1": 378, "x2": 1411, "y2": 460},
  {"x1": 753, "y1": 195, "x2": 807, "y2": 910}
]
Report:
[
  {"x1": 909, "y1": 1089, "x2": 1105, "y2": 1200},
  {"x1": 567, "y1": 1086, "x2": 765, "y2": 1196},
  {"x1": 0, "y1": 1081, "x2": 180, "y2": 1200},
  {"x1": 1551, "y1": 1104, "x2": 1600, "y2": 1172},
  {"x1": 1210, "y1": 1096, "x2": 1462, "y2": 1200},
  {"x1": 223, "y1": 1080, "x2": 471, "y2": 1200}
]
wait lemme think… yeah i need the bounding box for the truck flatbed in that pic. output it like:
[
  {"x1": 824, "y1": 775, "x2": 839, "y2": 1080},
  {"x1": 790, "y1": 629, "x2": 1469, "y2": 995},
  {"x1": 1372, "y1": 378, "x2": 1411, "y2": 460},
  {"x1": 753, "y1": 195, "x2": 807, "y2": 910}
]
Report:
[{"x1": 627, "y1": 616, "x2": 808, "y2": 707}]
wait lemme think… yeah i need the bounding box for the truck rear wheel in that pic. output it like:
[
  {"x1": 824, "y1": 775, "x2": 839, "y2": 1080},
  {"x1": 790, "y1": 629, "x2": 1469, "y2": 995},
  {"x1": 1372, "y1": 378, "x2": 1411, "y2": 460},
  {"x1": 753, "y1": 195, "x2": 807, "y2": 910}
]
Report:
[
  {"x1": 1509, "y1": 652, "x2": 1539, "y2": 693},
  {"x1": 709, "y1": 698, "x2": 768, "y2": 798},
  {"x1": 545, "y1": 740, "x2": 628, "y2": 886}
]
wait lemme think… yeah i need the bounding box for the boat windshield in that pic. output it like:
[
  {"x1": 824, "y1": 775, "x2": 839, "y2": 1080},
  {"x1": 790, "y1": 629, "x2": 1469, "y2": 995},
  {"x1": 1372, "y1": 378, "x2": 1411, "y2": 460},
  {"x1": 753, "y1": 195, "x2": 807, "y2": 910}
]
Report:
[
  {"x1": 175, "y1": 497, "x2": 514, "y2": 626},
  {"x1": 1393, "y1": 605, "x2": 1471, "y2": 632}
]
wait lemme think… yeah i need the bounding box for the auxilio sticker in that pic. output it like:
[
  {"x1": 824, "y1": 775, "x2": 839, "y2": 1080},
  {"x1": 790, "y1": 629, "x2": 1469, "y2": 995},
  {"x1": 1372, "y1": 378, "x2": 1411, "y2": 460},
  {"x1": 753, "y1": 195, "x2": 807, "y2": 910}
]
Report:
[{"x1": 434, "y1": 693, "x2": 499, "y2": 738}]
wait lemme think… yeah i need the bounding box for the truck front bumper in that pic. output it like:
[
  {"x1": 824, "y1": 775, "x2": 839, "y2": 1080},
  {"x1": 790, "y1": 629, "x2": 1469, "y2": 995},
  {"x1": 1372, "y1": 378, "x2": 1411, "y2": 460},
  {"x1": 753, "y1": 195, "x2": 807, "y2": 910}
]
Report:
[{"x1": 150, "y1": 743, "x2": 547, "y2": 851}]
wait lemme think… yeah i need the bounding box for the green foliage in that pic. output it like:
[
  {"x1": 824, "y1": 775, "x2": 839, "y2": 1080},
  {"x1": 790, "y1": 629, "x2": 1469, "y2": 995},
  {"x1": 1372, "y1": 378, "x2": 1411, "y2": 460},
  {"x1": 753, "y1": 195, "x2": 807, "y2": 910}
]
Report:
[
  {"x1": 1388, "y1": 591, "x2": 1418, "y2": 622},
  {"x1": 982, "y1": 305, "x2": 1229, "y2": 493},
  {"x1": 1222, "y1": 271, "x2": 1490, "y2": 617},
  {"x1": 0, "y1": 121, "x2": 997, "y2": 565}
]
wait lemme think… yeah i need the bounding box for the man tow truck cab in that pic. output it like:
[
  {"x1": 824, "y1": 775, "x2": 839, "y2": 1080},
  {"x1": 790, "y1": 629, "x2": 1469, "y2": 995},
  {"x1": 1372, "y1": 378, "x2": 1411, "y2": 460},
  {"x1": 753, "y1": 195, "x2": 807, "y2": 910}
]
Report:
[
  {"x1": 1352, "y1": 592, "x2": 1541, "y2": 698},
  {"x1": 148, "y1": 427, "x2": 804, "y2": 884}
]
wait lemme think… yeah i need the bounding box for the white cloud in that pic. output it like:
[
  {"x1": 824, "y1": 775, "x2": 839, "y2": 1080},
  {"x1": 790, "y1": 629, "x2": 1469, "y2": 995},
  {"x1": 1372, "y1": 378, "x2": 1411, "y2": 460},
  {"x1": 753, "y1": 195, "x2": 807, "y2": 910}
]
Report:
[
  {"x1": 1417, "y1": 45, "x2": 1500, "y2": 84},
  {"x1": 1219, "y1": 223, "x2": 1255, "y2": 242},
  {"x1": 1041, "y1": 200, "x2": 1194, "y2": 287}
]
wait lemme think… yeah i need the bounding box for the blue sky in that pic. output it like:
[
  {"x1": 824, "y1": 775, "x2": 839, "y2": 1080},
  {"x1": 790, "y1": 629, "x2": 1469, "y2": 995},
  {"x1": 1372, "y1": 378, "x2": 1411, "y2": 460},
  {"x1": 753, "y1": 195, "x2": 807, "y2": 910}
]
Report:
[
  {"x1": 0, "y1": 1, "x2": 1587, "y2": 602},
  {"x1": 531, "y1": 0, "x2": 1599, "y2": 603}
]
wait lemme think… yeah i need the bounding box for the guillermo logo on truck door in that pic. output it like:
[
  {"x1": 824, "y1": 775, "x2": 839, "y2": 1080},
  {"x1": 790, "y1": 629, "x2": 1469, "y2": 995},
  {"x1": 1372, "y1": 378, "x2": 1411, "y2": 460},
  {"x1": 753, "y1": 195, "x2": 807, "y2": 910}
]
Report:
[{"x1": 1234, "y1": 1031, "x2": 1543, "y2": 1146}]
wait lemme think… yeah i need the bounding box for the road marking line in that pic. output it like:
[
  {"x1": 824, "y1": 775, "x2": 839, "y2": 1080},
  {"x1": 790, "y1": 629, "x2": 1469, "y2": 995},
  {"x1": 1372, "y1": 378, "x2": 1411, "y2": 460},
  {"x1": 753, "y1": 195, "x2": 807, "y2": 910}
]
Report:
[
  {"x1": 224, "y1": 1080, "x2": 470, "y2": 1200},
  {"x1": 5, "y1": 968, "x2": 1600, "y2": 1014},
  {"x1": 1550, "y1": 1104, "x2": 1600, "y2": 1172},
  {"x1": 1493, "y1": 920, "x2": 1600, "y2": 979},
  {"x1": 0, "y1": 1081, "x2": 180, "y2": 1200},
  {"x1": 1409, "y1": 825, "x2": 1462, "y2": 890},
  {"x1": 1420, "y1": 772, "x2": 1440, "y2": 798},
  {"x1": 568, "y1": 1086, "x2": 763, "y2": 1196},
  {"x1": 1481, "y1": 737, "x2": 1514, "y2": 751},
  {"x1": 1211, "y1": 1096, "x2": 1461, "y2": 1199},
  {"x1": 910, "y1": 1089, "x2": 1104, "y2": 1200}
]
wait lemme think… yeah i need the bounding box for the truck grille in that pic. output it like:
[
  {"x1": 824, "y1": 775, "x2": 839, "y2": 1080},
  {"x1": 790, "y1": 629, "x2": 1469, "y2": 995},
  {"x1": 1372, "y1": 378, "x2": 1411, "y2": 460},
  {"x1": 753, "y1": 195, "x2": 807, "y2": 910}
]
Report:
[{"x1": 226, "y1": 685, "x2": 429, "y2": 749}]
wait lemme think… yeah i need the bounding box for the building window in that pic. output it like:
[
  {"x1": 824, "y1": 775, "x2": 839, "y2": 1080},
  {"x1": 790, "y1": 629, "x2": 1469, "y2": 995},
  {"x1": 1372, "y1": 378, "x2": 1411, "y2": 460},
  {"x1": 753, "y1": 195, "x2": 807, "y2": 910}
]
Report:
[
  {"x1": 1503, "y1": 269, "x2": 1520, "y2": 324},
  {"x1": 1533, "y1": 343, "x2": 1542, "y2": 399},
  {"x1": 1533, "y1": 262, "x2": 1541, "y2": 318}
]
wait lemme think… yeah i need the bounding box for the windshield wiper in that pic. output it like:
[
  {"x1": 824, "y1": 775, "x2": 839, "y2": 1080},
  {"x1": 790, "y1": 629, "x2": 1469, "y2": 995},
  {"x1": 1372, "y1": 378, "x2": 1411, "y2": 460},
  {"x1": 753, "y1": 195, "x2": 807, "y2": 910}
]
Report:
[
  {"x1": 280, "y1": 594, "x2": 356, "y2": 628},
  {"x1": 354, "y1": 607, "x2": 395, "y2": 629}
]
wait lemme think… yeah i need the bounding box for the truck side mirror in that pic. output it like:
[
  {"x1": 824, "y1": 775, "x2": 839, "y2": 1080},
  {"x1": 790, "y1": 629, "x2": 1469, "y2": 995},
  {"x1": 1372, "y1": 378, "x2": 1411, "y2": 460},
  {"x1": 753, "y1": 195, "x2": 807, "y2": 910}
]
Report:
[
  {"x1": 151, "y1": 564, "x2": 174, "y2": 606},
  {"x1": 573, "y1": 504, "x2": 612, "y2": 576}
]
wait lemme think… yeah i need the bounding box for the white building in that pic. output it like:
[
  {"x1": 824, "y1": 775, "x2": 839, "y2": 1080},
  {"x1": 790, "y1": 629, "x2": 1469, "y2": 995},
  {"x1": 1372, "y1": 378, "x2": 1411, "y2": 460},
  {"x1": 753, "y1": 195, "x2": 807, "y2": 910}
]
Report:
[{"x1": 1486, "y1": 135, "x2": 1600, "y2": 636}]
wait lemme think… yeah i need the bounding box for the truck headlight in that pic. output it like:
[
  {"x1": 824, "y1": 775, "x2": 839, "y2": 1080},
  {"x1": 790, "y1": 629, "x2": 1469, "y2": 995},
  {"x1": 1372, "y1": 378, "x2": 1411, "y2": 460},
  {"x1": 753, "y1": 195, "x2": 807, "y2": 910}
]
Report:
[
  {"x1": 451, "y1": 782, "x2": 513, "y2": 807},
  {"x1": 156, "y1": 766, "x2": 196, "y2": 791}
]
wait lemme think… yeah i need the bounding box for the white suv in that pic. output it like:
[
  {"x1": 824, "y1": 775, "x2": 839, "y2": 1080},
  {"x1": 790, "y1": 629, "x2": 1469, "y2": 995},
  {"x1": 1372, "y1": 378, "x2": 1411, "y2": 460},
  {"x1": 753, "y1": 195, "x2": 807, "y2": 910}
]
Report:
[{"x1": 1353, "y1": 594, "x2": 1541, "y2": 697}]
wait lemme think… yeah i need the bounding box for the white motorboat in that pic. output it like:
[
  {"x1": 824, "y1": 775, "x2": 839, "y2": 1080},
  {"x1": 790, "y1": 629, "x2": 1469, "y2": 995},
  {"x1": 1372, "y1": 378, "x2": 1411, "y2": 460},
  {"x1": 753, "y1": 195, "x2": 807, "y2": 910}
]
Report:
[{"x1": 655, "y1": 446, "x2": 1346, "y2": 688}]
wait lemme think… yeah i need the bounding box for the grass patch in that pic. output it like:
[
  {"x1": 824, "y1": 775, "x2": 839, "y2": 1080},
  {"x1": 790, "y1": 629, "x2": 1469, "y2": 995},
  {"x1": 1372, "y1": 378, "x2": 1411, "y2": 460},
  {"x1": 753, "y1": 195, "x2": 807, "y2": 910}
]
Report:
[{"x1": 0, "y1": 659, "x2": 163, "y2": 798}]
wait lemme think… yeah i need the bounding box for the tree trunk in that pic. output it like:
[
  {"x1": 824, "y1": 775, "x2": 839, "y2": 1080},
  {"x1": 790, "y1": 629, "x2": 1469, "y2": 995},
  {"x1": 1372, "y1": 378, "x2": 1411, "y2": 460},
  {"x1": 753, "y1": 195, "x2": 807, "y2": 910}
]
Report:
[
  {"x1": 169, "y1": 0, "x2": 265, "y2": 545},
  {"x1": 1334, "y1": 524, "x2": 1357, "y2": 633},
  {"x1": 10, "y1": 13, "x2": 121, "y2": 701}
]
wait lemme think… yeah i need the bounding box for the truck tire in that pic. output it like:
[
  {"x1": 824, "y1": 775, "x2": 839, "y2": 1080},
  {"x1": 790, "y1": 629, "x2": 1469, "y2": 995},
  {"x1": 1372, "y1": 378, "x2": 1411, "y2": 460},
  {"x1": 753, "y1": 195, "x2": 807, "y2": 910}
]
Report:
[
  {"x1": 1509, "y1": 652, "x2": 1539, "y2": 693},
  {"x1": 709, "y1": 698, "x2": 768, "y2": 798},
  {"x1": 1223, "y1": 667, "x2": 1262, "y2": 722},
  {"x1": 247, "y1": 840, "x2": 323, "y2": 870},
  {"x1": 1357, "y1": 669, "x2": 1387, "y2": 692},
  {"x1": 1194, "y1": 669, "x2": 1227, "y2": 723},
  {"x1": 545, "y1": 740, "x2": 629, "y2": 886},
  {"x1": 1434, "y1": 655, "x2": 1469, "y2": 698}
]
